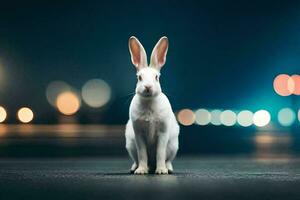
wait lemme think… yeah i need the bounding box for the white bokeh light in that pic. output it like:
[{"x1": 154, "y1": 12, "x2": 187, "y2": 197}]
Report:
[
  {"x1": 195, "y1": 109, "x2": 211, "y2": 125},
  {"x1": 237, "y1": 110, "x2": 253, "y2": 127},
  {"x1": 220, "y1": 110, "x2": 237, "y2": 126},
  {"x1": 0, "y1": 106, "x2": 7, "y2": 123},
  {"x1": 17, "y1": 107, "x2": 34, "y2": 123},
  {"x1": 81, "y1": 79, "x2": 111, "y2": 108},
  {"x1": 278, "y1": 108, "x2": 296, "y2": 127},
  {"x1": 253, "y1": 110, "x2": 271, "y2": 127},
  {"x1": 210, "y1": 110, "x2": 222, "y2": 126}
]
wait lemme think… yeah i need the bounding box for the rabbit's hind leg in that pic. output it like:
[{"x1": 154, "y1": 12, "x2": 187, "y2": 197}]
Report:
[
  {"x1": 166, "y1": 137, "x2": 178, "y2": 173},
  {"x1": 125, "y1": 121, "x2": 138, "y2": 173},
  {"x1": 126, "y1": 139, "x2": 138, "y2": 173},
  {"x1": 166, "y1": 161, "x2": 173, "y2": 174}
]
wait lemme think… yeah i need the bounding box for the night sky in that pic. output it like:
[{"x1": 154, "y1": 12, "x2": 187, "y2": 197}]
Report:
[{"x1": 0, "y1": 0, "x2": 299, "y2": 123}]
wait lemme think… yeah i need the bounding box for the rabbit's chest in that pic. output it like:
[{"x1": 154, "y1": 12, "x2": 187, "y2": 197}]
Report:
[
  {"x1": 136, "y1": 110, "x2": 159, "y2": 128},
  {"x1": 134, "y1": 110, "x2": 166, "y2": 136},
  {"x1": 137, "y1": 109, "x2": 157, "y2": 122}
]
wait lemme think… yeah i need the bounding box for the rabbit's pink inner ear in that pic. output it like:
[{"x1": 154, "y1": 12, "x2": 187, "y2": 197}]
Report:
[
  {"x1": 150, "y1": 37, "x2": 169, "y2": 70},
  {"x1": 129, "y1": 37, "x2": 147, "y2": 70},
  {"x1": 129, "y1": 40, "x2": 141, "y2": 66}
]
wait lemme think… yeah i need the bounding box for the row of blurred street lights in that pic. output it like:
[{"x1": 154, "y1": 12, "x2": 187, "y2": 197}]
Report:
[
  {"x1": 176, "y1": 108, "x2": 300, "y2": 127},
  {"x1": 177, "y1": 74, "x2": 300, "y2": 127},
  {"x1": 0, "y1": 106, "x2": 34, "y2": 123},
  {"x1": 46, "y1": 79, "x2": 111, "y2": 115},
  {"x1": 0, "y1": 78, "x2": 112, "y2": 124}
]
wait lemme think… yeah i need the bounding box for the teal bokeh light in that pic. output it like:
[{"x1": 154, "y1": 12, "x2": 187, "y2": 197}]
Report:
[{"x1": 278, "y1": 108, "x2": 296, "y2": 127}]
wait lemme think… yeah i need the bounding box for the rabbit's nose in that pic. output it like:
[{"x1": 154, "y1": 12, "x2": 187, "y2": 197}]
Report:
[{"x1": 144, "y1": 85, "x2": 152, "y2": 92}]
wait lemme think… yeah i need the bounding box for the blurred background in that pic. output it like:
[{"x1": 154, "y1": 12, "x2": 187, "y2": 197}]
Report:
[{"x1": 0, "y1": 0, "x2": 299, "y2": 157}]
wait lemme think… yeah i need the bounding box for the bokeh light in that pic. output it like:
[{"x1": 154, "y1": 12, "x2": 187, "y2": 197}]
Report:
[
  {"x1": 220, "y1": 110, "x2": 237, "y2": 126},
  {"x1": 253, "y1": 110, "x2": 271, "y2": 127},
  {"x1": 278, "y1": 108, "x2": 296, "y2": 127},
  {"x1": 237, "y1": 110, "x2": 253, "y2": 127},
  {"x1": 195, "y1": 109, "x2": 211, "y2": 125},
  {"x1": 298, "y1": 109, "x2": 300, "y2": 122},
  {"x1": 210, "y1": 110, "x2": 222, "y2": 126},
  {"x1": 290, "y1": 75, "x2": 300, "y2": 95},
  {"x1": 177, "y1": 109, "x2": 195, "y2": 126},
  {"x1": 17, "y1": 107, "x2": 34, "y2": 123},
  {"x1": 46, "y1": 81, "x2": 72, "y2": 107},
  {"x1": 0, "y1": 106, "x2": 7, "y2": 123},
  {"x1": 273, "y1": 74, "x2": 293, "y2": 96},
  {"x1": 194, "y1": 109, "x2": 210, "y2": 125},
  {"x1": 81, "y1": 79, "x2": 111, "y2": 108},
  {"x1": 56, "y1": 91, "x2": 81, "y2": 115}
]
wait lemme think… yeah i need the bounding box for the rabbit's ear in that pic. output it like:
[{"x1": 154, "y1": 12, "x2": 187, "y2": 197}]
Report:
[
  {"x1": 129, "y1": 36, "x2": 148, "y2": 70},
  {"x1": 150, "y1": 36, "x2": 168, "y2": 70}
]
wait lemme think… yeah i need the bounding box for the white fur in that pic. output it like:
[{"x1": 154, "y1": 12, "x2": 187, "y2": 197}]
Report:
[{"x1": 125, "y1": 36, "x2": 179, "y2": 175}]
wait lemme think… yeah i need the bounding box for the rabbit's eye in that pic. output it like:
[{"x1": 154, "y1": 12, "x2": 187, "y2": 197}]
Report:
[
  {"x1": 155, "y1": 75, "x2": 159, "y2": 81},
  {"x1": 138, "y1": 75, "x2": 142, "y2": 81}
]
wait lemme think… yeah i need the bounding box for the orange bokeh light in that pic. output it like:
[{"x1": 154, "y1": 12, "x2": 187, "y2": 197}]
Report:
[
  {"x1": 56, "y1": 91, "x2": 81, "y2": 115},
  {"x1": 273, "y1": 74, "x2": 293, "y2": 96},
  {"x1": 177, "y1": 109, "x2": 195, "y2": 126},
  {"x1": 290, "y1": 75, "x2": 300, "y2": 95}
]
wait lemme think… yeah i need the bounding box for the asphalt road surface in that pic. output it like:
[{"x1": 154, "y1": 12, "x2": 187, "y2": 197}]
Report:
[{"x1": 0, "y1": 157, "x2": 300, "y2": 200}]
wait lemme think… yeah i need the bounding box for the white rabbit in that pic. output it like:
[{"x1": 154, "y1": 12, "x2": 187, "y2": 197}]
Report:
[{"x1": 125, "y1": 36, "x2": 179, "y2": 175}]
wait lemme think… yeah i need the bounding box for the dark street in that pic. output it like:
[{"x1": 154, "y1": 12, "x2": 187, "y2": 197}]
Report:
[{"x1": 1, "y1": 157, "x2": 300, "y2": 200}]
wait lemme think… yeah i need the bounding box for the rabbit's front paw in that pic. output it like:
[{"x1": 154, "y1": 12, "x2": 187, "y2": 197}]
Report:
[
  {"x1": 134, "y1": 166, "x2": 149, "y2": 175},
  {"x1": 155, "y1": 167, "x2": 168, "y2": 175}
]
